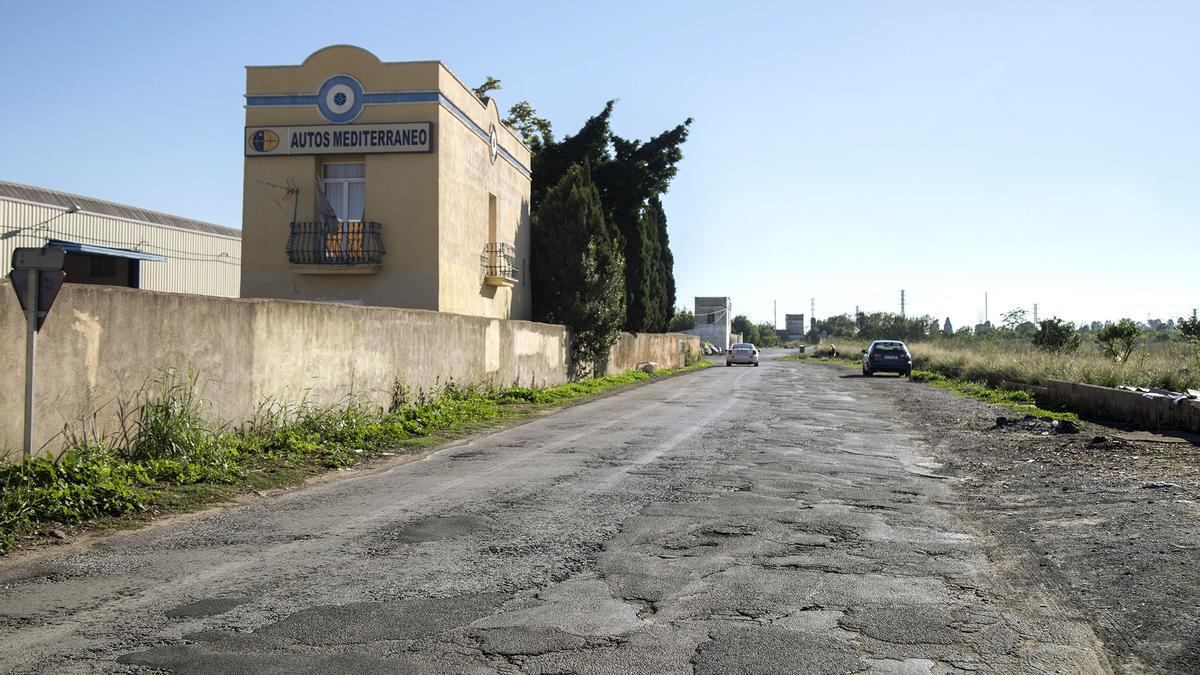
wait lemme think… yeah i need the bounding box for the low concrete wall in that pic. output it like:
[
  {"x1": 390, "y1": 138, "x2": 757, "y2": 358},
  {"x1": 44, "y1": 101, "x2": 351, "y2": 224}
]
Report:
[
  {"x1": 1044, "y1": 380, "x2": 1200, "y2": 434},
  {"x1": 606, "y1": 332, "x2": 700, "y2": 374},
  {"x1": 1, "y1": 280, "x2": 694, "y2": 459},
  {"x1": 0, "y1": 281, "x2": 569, "y2": 459}
]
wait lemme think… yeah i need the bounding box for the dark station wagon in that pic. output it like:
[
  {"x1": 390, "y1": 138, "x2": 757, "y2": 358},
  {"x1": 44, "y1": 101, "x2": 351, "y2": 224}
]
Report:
[{"x1": 862, "y1": 340, "x2": 912, "y2": 377}]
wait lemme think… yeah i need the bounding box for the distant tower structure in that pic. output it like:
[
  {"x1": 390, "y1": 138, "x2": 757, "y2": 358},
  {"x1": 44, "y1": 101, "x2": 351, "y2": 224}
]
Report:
[
  {"x1": 1033, "y1": 304, "x2": 1039, "y2": 323},
  {"x1": 692, "y1": 297, "x2": 733, "y2": 350},
  {"x1": 900, "y1": 290, "x2": 906, "y2": 317},
  {"x1": 811, "y1": 298, "x2": 816, "y2": 320},
  {"x1": 784, "y1": 313, "x2": 806, "y2": 341}
]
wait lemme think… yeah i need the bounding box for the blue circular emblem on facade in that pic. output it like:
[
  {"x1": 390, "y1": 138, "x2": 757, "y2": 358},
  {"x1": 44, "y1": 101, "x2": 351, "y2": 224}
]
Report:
[{"x1": 317, "y1": 75, "x2": 364, "y2": 124}]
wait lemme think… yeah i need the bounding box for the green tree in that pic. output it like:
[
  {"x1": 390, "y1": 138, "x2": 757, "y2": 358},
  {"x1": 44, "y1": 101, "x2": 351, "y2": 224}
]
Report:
[
  {"x1": 531, "y1": 163, "x2": 625, "y2": 375},
  {"x1": 597, "y1": 123, "x2": 691, "y2": 332},
  {"x1": 526, "y1": 100, "x2": 690, "y2": 333},
  {"x1": 1178, "y1": 311, "x2": 1200, "y2": 343},
  {"x1": 472, "y1": 76, "x2": 502, "y2": 103},
  {"x1": 756, "y1": 322, "x2": 781, "y2": 347},
  {"x1": 668, "y1": 308, "x2": 695, "y2": 332},
  {"x1": 1033, "y1": 318, "x2": 1082, "y2": 353},
  {"x1": 1001, "y1": 308, "x2": 1027, "y2": 331},
  {"x1": 1095, "y1": 319, "x2": 1142, "y2": 362},
  {"x1": 943, "y1": 317, "x2": 954, "y2": 336},
  {"x1": 503, "y1": 100, "x2": 553, "y2": 152},
  {"x1": 731, "y1": 315, "x2": 758, "y2": 344},
  {"x1": 473, "y1": 77, "x2": 553, "y2": 151}
]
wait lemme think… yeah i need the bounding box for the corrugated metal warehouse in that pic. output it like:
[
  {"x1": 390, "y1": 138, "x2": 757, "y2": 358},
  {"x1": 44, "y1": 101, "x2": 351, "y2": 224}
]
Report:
[{"x1": 1, "y1": 180, "x2": 241, "y2": 297}]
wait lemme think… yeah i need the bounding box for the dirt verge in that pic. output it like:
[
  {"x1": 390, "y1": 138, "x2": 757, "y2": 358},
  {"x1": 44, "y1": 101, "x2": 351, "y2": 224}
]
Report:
[{"x1": 831, "y1": 364, "x2": 1200, "y2": 673}]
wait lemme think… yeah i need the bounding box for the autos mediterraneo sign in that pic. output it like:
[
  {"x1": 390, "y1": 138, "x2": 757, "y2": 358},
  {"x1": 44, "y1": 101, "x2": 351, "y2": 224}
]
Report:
[{"x1": 245, "y1": 123, "x2": 432, "y2": 156}]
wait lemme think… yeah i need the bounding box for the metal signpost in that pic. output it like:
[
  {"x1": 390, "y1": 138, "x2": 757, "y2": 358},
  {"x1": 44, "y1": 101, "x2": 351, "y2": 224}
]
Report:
[{"x1": 8, "y1": 246, "x2": 66, "y2": 461}]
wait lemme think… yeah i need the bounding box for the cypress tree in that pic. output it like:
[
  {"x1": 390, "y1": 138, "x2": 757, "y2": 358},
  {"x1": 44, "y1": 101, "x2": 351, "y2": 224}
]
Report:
[
  {"x1": 529, "y1": 101, "x2": 690, "y2": 334},
  {"x1": 531, "y1": 163, "x2": 625, "y2": 374}
]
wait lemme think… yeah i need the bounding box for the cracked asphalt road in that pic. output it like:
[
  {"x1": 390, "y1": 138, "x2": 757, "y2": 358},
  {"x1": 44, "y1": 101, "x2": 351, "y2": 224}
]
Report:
[{"x1": 0, "y1": 352, "x2": 1111, "y2": 673}]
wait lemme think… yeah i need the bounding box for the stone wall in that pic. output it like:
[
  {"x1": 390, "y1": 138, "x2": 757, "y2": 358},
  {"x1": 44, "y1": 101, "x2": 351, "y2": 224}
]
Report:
[
  {"x1": 605, "y1": 332, "x2": 701, "y2": 374},
  {"x1": 0, "y1": 281, "x2": 701, "y2": 459},
  {"x1": 1044, "y1": 380, "x2": 1200, "y2": 434}
]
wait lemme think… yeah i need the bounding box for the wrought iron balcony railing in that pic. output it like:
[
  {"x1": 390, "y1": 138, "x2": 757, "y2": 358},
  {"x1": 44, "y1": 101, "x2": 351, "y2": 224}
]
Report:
[
  {"x1": 287, "y1": 221, "x2": 384, "y2": 266},
  {"x1": 481, "y1": 242, "x2": 519, "y2": 286}
]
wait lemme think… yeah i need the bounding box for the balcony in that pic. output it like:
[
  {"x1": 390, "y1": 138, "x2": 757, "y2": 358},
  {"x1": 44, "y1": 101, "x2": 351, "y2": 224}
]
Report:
[
  {"x1": 287, "y1": 221, "x2": 384, "y2": 274},
  {"x1": 481, "y1": 242, "x2": 519, "y2": 287}
]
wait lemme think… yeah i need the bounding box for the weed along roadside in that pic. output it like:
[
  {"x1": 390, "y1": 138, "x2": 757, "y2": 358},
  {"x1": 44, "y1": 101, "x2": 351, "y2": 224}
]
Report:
[{"x1": 0, "y1": 362, "x2": 711, "y2": 556}]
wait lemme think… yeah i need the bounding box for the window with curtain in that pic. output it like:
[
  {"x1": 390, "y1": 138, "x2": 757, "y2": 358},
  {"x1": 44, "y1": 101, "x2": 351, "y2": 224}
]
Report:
[{"x1": 322, "y1": 163, "x2": 367, "y2": 261}]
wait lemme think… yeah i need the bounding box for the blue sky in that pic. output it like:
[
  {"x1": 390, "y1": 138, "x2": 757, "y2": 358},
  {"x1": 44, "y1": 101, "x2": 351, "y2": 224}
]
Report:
[{"x1": 2, "y1": 1, "x2": 1196, "y2": 328}]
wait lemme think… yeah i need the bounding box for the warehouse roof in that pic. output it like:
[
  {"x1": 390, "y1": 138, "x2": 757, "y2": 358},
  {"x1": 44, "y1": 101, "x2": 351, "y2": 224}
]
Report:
[{"x1": 0, "y1": 180, "x2": 241, "y2": 239}]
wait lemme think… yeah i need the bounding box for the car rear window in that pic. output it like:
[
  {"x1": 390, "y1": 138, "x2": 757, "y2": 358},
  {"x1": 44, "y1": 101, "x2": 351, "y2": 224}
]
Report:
[
  {"x1": 732, "y1": 344, "x2": 752, "y2": 349},
  {"x1": 873, "y1": 342, "x2": 905, "y2": 352}
]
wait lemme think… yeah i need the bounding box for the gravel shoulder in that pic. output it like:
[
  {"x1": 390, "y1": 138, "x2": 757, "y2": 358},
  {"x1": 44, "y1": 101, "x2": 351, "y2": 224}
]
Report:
[{"x1": 810, "y1": 361, "x2": 1200, "y2": 673}]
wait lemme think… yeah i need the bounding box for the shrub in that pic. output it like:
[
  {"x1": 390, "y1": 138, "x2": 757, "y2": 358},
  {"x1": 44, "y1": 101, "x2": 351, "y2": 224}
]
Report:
[
  {"x1": 1178, "y1": 313, "x2": 1200, "y2": 344},
  {"x1": 1095, "y1": 319, "x2": 1142, "y2": 362},
  {"x1": 1033, "y1": 318, "x2": 1082, "y2": 353}
]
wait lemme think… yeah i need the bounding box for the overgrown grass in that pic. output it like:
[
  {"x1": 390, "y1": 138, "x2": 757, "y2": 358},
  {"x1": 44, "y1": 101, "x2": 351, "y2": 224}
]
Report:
[
  {"x1": 909, "y1": 370, "x2": 1079, "y2": 421},
  {"x1": 0, "y1": 362, "x2": 710, "y2": 555},
  {"x1": 803, "y1": 339, "x2": 1199, "y2": 392}
]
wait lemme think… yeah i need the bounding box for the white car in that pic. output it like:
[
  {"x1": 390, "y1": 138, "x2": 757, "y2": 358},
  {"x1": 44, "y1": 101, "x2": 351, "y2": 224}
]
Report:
[{"x1": 726, "y1": 343, "x2": 759, "y2": 367}]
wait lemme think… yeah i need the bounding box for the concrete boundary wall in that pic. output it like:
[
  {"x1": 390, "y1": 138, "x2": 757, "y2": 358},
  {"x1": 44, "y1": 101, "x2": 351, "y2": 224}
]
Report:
[
  {"x1": 605, "y1": 332, "x2": 700, "y2": 375},
  {"x1": 1, "y1": 280, "x2": 696, "y2": 459},
  {"x1": 1044, "y1": 380, "x2": 1200, "y2": 434}
]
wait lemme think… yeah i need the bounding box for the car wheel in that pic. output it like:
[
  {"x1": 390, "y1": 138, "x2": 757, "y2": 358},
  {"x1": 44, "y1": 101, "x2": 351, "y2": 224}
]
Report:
[
  {"x1": 754, "y1": 362, "x2": 759, "y2": 367},
  {"x1": 863, "y1": 367, "x2": 872, "y2": 377},
  {"x1": 726, "y1": 362, "x2": 731, "y2": 367}
]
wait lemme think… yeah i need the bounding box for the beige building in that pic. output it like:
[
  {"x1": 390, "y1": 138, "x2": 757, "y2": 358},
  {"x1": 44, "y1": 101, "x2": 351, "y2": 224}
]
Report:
[
  {"x1": 0, "y1": 180, "x2": 240, "y2": 297},
  {"x1": 241, "y1": 45, "x2": 532, "y2": 319}
]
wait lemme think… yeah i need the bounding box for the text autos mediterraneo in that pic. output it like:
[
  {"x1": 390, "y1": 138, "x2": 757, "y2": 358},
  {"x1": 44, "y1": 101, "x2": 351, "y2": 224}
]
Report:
[{"x1": 246, "y1": 74, "x2": 433, "y2": 156}]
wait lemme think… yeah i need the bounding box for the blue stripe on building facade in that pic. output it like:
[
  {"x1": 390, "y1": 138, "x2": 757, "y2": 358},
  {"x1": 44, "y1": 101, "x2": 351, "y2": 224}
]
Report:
[{"x1": 246, "y1": 90, "x2": 531, "y2": 177}]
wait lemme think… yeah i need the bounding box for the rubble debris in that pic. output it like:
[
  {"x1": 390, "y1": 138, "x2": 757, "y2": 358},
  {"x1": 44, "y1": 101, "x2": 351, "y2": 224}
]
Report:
[
  {"x1": 1053, "y1": 419, "x2": 1081, "y2": 434},
  {"x1": 1119, "y1": 385, "x2": 1198, "y2": 406}
]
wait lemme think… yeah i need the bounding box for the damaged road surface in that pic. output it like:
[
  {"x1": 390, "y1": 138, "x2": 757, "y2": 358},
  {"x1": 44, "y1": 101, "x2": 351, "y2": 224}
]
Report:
[{"x1": 1, "y1": 356, "x2": 1111, "y2": 673}]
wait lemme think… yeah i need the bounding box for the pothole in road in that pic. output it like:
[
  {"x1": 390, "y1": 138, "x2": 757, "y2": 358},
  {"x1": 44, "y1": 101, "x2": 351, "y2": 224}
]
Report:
[
  {"x1": 164, "y1": 597, "x2": 249, "y2": 618},
  {"x1": 389, "y1": 515, "x2": 490, "y2": 544}
]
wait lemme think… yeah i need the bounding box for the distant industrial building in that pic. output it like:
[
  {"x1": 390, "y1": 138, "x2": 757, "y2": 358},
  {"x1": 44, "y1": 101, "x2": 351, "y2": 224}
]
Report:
[
  {"x1": 0, "y1": 180, "x2": 241, "y2": 297},
  {"x1": 240, "y1": 45, "x2": 532, "y2": 319},
  {"x1": 784, "y1": 313, "x2": 807, "y2": 342},
  {"x1": 685, "y1": 296, "x2": 733, "y2": 350}
]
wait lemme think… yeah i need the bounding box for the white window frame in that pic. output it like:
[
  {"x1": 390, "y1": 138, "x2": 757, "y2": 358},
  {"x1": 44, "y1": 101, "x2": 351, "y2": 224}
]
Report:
[{"x1": 322, "y1": 162, "x2": 365, "y2": 224}]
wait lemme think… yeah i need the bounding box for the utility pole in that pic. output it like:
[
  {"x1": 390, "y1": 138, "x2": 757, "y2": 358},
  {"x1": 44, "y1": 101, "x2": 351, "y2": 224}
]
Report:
[
  {"x1": 984, "y1": 292, "x2": 989, "y2": 324},
  {"x1": 773, "y1": 299, "x2": 777, "y2": 329},
  {"x1": 1033, "y1": 303, "x2": 1038, "y2": 323},
  {"x1": 900, "y1": 290, "x2": 906, "y2": 318},
  {"x1": 810, "y1": 298, "x2": 815, "y2": 320}
]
